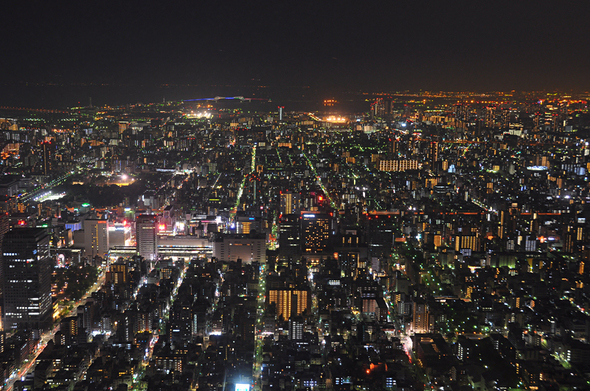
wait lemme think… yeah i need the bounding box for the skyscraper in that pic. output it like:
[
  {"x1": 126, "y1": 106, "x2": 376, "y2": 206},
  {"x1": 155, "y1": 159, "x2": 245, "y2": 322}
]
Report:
[
  {"x1": 41, "y1": 141, "x2": 54, "y2": 176},
  {"x1": 0, "y1": 214, "x2": 8, "y2": 298},
  {"x1": 280, "y1": 191, "x2": 300, "y2": 215},
  {"x1": 412, "y1": 299, "x2": 430, "y2": 333},
  {"x1": 278, "y1": 214, "x2": 301, "y2": 259},
  {"x1": 136, "y1": 214, "x2": 158, "y2": 261},
  {"x1": 429, "y1": 141, "x2": 439, "y2": 169},
  {"x1": 2, "y1": 228, "x2": 52, "y2": 330},
  {"x1": 300, "y1": 212, "x2": 331, "y2": 254},
  {"x1": 83, "y1": 218, "x2": 110, "y2": 258}
]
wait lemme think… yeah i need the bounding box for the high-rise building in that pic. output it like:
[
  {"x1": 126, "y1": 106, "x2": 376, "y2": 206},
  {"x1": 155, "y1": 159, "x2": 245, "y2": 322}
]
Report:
[
  {"x1": 278, "y1": 214, "x2": 301, "y2": 259},
  {"x1": 429, "y1": 141, "x2": 439, "y2": 168},
  {"x1": 41, "y1": 141, "x2": 54, "y2": 176},
  {"x1": 366, "y1": 212, "x2": 396, "y2": 260},
  {"x1": 0, "y1": 214, "x2": 8, "y2": 298},
  {"x1": 412, "y1": 299, "x2": 430, "y2": 333},
  {"x1": 267, "y1": 288, "x2": 310, "y2": 320},
  {"x1": 136, "y1": 215, "x2": 159, "y2": 261},
  {"x1": 235, "y1": 215, "x2": 263, "y2": 235},
  {"x1": 108, "y1": 262, "x2": 129, "y2": 285},
  {"x1": 301, "y1": 212, "x2": 331, "y2": 254},
  {"x1": 289, "y1": 316, "x2": 304, "y2": 340},
  {"x1": 2, "y1": 228, "x2": 52, "y2": 330},
  {"x1": 372, "y1": 98, "x2": 394, "y2": 118},
  {"x1": 390, "y1": 137, "x2": 400, "y2": 158},
  {"x1": 280, "y1": 191, "x2": 300, "y2": 215},
  {"x1": 83, "y1": 218, "x2": 110, "y2": 258}
]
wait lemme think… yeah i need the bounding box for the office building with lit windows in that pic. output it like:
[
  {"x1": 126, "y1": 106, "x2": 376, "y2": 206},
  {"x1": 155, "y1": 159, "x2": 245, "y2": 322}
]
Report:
[
  {"x1": 280, "y1": 191, "x2": 300, "y2": 215},
  {"x1": 83, "y1": 218, "x2": 110, "y2": 258},
  {"x1": 267, "y1": 288, "x2": 310, "y2": 320},
  {"x1": 278, "y1": 214, "x2": 301, "y2": 259},
  {"x1": 136, "y1": 214, "x2": 159, "y2": 261},
  {"x1": 2, "y1": 228, "x2": 52, "y2": 330},
  {"x1": 41, "y1": 141, "x2": 54, "y2": 176},
  {"x1": 300, "y1": 212, "x2": 331, "y2": 255}
]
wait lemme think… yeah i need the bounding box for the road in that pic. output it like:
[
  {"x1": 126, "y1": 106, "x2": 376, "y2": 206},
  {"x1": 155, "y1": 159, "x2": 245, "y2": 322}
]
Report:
[
  {"x1": 131, "y1": 261, "x2": 187, "y2": 391},
  {"x1": 252, "y1": 264, "x2": 266, "y2": 391},
  {"x1": 2, "y1": 271, "x2": 106, "y2": 391},
  {"x1": 231, "y1": 144, "x2": 256, "y2": 223}
]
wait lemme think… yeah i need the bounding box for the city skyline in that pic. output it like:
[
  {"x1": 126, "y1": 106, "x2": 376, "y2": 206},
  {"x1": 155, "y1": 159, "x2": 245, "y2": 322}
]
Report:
[
  {"x1": 1, "y1": 86, "x2": 590, "y2": 390},
  {"x1": 2, "y1": 2, "x2": 590, "y2": 389}
]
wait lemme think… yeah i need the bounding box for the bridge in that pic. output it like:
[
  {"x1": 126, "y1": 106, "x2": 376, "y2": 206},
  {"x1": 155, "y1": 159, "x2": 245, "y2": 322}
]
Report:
[
  {"x1": 184, "y1": 96, "x2": 270, "y2": 102},
  {"x1": 0, "y1": 106, "x2": 69, "y2": 114}
]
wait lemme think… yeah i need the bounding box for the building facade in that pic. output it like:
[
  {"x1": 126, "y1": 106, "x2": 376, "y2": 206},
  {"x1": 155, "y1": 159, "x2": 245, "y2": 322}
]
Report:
[
  {"x1": 136, "y1": 214, "x2": 159, "y2": 261},
  {"x1": 2, "y1": 228, "x2": 52, "y2": 330}
]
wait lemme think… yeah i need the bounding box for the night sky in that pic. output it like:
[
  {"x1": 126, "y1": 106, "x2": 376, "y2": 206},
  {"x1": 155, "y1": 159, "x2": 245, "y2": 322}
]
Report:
[{"x1": 1, "y1": 0, "x2": 590, "y2": 107}]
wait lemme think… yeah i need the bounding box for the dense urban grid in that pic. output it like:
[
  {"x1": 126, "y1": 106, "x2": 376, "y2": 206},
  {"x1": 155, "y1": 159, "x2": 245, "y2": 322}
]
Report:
[{"x1": 0, "y1": 90, "x2": 590, "y2": 391}]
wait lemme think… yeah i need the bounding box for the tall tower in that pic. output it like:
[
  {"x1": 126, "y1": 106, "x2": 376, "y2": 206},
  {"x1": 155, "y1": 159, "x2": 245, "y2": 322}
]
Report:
[
  {"x1": 136, "y1": 215, "x2": 158, "y2": 261},
  {"x1": 278, "y1": 106, "x2": 284, "y2": 121},
  {"x1": 2, "y1": 228, "x2": 52, "y2": 331}
]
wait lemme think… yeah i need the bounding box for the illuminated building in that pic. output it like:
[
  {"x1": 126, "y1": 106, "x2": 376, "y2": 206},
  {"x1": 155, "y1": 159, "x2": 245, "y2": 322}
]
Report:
[
  {"x1": 2, "y1": 228, "x2": 52, "y2": 330},
  {"x1": 212, "y1": 233, "x2": 265, "y2": 263},
  {"x1": 334, "y1": 228, "x2": 367, "y2": 278},
  {"x1": 280, "y1": 191, "x2": 300, "y2": 215},
  {"x1": 412, "y1": 299, "x2": 430, "y2": 333},
  {"x1": 278, "y1": 214, "x2": 301, "y2": 259},
  {"x1": 390, "y1": 138, "x2": 400, "y2": 157},
  {"x1": 289, "y1": 316, "x2": 304, "y2": 340},
  {"x1": 83, "y1": 218, "x2": 110, "y2": 258},
  {"x1": 0, "y1": 214, "x2": 7, "y2": 297},
  {"x1": 378, "y1": 160, "x2": 420, "y2": 172},
  {"x1": 357, "y1": 284, "x2": 388, "y2": 321},
  {"x1": 454, "y1": 234, "x2": 481, "y2": 253},
  {"x1": 563, "y1": 225, "x2": 575, "y2": 253},
  {"x1": 136, "y1": 214, "x2": 159, "y2": 261},
  {"x1": 365, "y1": 212, "x2": 396, "y2": 260},
  {"x1": 41, "y1": 141, "x2": 54, "y2": 176},
  {"x1": 267, "y1": 288, "x2": 310, "y2": 319},
  {"x1": 235, "y1": 215, "x2": 262, "y2": 235},
  {"x1": 108, "y1": 262, "x2": 128, "y2": 285},
  {"x1": 429, "y1": 141, "x2": 439, "y2": 169},
  {"x1": 372, "y1": 98, "x2": 394, "y2": 118},
  {"x1": 301, "y1": 212, "x2": 331, "y2": 254}
]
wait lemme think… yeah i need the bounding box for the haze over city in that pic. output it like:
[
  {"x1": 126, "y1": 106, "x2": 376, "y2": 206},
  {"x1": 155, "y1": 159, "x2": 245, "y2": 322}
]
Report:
[{"x1": 2, "y1": 0, "x2": 590, "y2": 108}]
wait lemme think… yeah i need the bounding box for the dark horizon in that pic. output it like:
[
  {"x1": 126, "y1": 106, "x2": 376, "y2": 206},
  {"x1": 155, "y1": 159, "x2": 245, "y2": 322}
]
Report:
[{"x1": 2, "y1": 0, "x2": 590, "y2": 109}]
